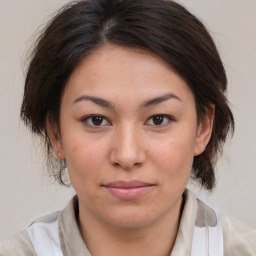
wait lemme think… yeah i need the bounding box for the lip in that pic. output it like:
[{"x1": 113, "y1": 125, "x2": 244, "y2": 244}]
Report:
[{"x1": 103, "y1": 180, "x2": 154, "y2": 200}]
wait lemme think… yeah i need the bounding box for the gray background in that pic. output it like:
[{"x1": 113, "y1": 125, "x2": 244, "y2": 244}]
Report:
[{"x1": 0, "y1": 0, "x2": 255, "y2": 241}]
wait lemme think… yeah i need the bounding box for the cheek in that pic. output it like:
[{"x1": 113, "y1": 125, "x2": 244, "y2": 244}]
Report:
[
  {"x1": 150, "y1": 131, "x2": 196, "y2": 178},
  {"x1": 64, "y1": 139, "x2": 108, "y2": 203},
  {"x1": 63, "y1": 136, "x2": 109, "y2": 182}
]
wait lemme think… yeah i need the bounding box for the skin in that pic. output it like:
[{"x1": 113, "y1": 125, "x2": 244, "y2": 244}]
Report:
[{"x1": 48, "y1": 44, "x2": 214, "y2": 256}]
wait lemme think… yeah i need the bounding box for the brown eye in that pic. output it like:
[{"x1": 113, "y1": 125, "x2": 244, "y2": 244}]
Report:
[
  {"x1": 145, "y1": 114, "x2": 174, "y2": 127},
  {"x1": 152, "y1": 115, "x2": 164, "y2": 125},
  {"x1": 82, "y1": 115, "x2": 110, "y2": 127},
  {"x1": 91, "y1": 116, "x2": 104, "y2": 125}
]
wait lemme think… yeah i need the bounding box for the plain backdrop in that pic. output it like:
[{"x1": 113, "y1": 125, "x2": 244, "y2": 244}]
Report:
[{"x1": 0, "y1": 0, "x2": 255, "y2": 242}]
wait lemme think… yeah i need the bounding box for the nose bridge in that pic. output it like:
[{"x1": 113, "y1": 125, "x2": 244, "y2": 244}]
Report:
[{"x1": 110, "y1": 122, "x2": 145, "y2": 169}]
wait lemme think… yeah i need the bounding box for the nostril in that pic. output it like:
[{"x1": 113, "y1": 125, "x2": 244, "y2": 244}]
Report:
[
  {"x1": 112, "y1": 161, "x2": 142, "y2": 170},
  {"x1": 109, "y1": 134, "x2": 146, "y2": 170}
]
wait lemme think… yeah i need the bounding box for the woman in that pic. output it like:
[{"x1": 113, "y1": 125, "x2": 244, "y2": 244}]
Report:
[{"x1": 0, "y1": 0, "x2": 255, "y2": 255}]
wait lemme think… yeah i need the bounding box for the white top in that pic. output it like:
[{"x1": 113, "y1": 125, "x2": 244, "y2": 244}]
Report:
[
  {"x1": 26, "y1": 197, "x2": 223, "y2": 256},
  {"x1": 1, "y1": 190, "x2": 255, "y2": 256}
]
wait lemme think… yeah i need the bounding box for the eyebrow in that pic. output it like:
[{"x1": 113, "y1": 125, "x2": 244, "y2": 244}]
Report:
[
  {"x1": 73, "y1": 93, "x2": 181, "y2": 108},
  {"x1": 73, "y1": 95, "x2": 115, "y2": 108},
  {"x1": 140, "y1": 93, "x2": 182, "y2": 107}
]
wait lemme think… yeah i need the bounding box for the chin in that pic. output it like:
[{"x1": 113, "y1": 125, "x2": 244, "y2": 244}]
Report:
[{"x1": 102, "y1": 206, "x2": 163, "y2": 230}]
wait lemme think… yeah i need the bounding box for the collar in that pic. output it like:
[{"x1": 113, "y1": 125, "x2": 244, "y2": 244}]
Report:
[{"x1": 58, "y1": 189, "x2": 197, "y2": 256}]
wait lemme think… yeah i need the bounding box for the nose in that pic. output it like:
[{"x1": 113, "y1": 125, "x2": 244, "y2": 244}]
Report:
[{"x1": 109, "y1": 125, "x2": 146, "y2": 170}]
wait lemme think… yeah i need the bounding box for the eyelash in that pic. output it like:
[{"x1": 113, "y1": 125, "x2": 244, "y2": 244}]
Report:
[
  {"x1": 145, "y1": 114, "x2": 175, "y2": 127},
  {"x1": 81, "y1": 114, "x2": 175, "y2": 128},
  {"x1": 81, "y1": 115, "x2": 111, "y2": 127}
]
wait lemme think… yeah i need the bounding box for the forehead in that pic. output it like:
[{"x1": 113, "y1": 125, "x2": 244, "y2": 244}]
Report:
[{"x1": 64, "y1": 44, "x2": 194, "y2": 105}]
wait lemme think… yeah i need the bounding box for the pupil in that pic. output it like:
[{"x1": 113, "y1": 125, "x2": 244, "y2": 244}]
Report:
[
  {"x1": 92, "y1": 116, "x2": 103, "y2": 125},
  {"x1": 153, "y1": 116, "x2": 163, "y2": 125}
]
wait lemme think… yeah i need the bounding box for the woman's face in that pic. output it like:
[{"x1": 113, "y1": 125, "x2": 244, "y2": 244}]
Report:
[{"x1": 49, "y1": 45, "x2": 212, "y2": 229}]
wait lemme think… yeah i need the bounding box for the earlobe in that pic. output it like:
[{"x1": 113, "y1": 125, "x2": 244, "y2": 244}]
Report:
[
  {"x1": 46, "y1": 120, "x2": 65, "y2": 159},
  {"x1": 194, "y1": 105, "x2": 215, "y2": 156}
]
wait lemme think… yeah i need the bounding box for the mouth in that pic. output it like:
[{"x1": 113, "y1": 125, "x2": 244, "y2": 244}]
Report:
[{"x1": 102, "y1": 180, "x2": 155, "y2": 200}]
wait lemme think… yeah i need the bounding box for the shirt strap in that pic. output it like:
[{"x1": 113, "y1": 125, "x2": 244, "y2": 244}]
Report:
[
  {"x1": 191, "y1": 199, "x2": 223, "y2": 256},
  {"x1": 27, "y1": 212, "x2": 63, "y2": 256}
]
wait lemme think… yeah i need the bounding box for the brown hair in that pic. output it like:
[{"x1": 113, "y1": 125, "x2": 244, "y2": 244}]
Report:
[{"x1": 21, "y1": 0, "x2": 234, "y2": 190}]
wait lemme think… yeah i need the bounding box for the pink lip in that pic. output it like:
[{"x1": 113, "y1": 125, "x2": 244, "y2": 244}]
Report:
[{"x1": 103, "y1": 180, "x2": 154, "y2": 200}]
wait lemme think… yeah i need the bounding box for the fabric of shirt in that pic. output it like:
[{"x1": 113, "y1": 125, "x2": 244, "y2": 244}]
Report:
[{"x1": 1, "y1": 190, "x2": 255, "y2": 256}]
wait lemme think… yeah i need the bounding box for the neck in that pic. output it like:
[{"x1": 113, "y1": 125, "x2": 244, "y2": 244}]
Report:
[{"x1": 78, "y1": 195, "x2": 184, "y2": 256}]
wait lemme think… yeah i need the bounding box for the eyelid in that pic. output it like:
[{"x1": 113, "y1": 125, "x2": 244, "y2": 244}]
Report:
[
  {"x1": 145, "y1": 114, "x2": 175, "y2": 126},
  {"x1": 81, "y1": 114, "x2": 111, "y2": 127},
  {"x1": 80, "y1": 114, "x2": 175, "y2": 127}
]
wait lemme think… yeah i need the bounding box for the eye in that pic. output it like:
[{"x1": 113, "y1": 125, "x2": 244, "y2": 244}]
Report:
[
  {"x1": 145, "y1": 114, "x2": 174, "y2": 126},
  {"x1": 82, "y1": 115, "x2": 110, "y2": 127}
]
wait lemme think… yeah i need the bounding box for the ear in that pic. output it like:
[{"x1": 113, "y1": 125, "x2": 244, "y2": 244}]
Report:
[
  {"x1": 46, "y1": 119, "x2": 65, "y2": 160},
  {"x1": 194, "y1": 105, "x2": 215, "y2": 156}
]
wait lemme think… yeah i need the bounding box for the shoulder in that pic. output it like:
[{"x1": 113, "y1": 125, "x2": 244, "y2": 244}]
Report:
[
  {"x1": 220, "y1": 211, "x2": 256, "y2": 256},
  {"x1": 0, "y1": 230, "x2": 36, "y2": 256}
]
